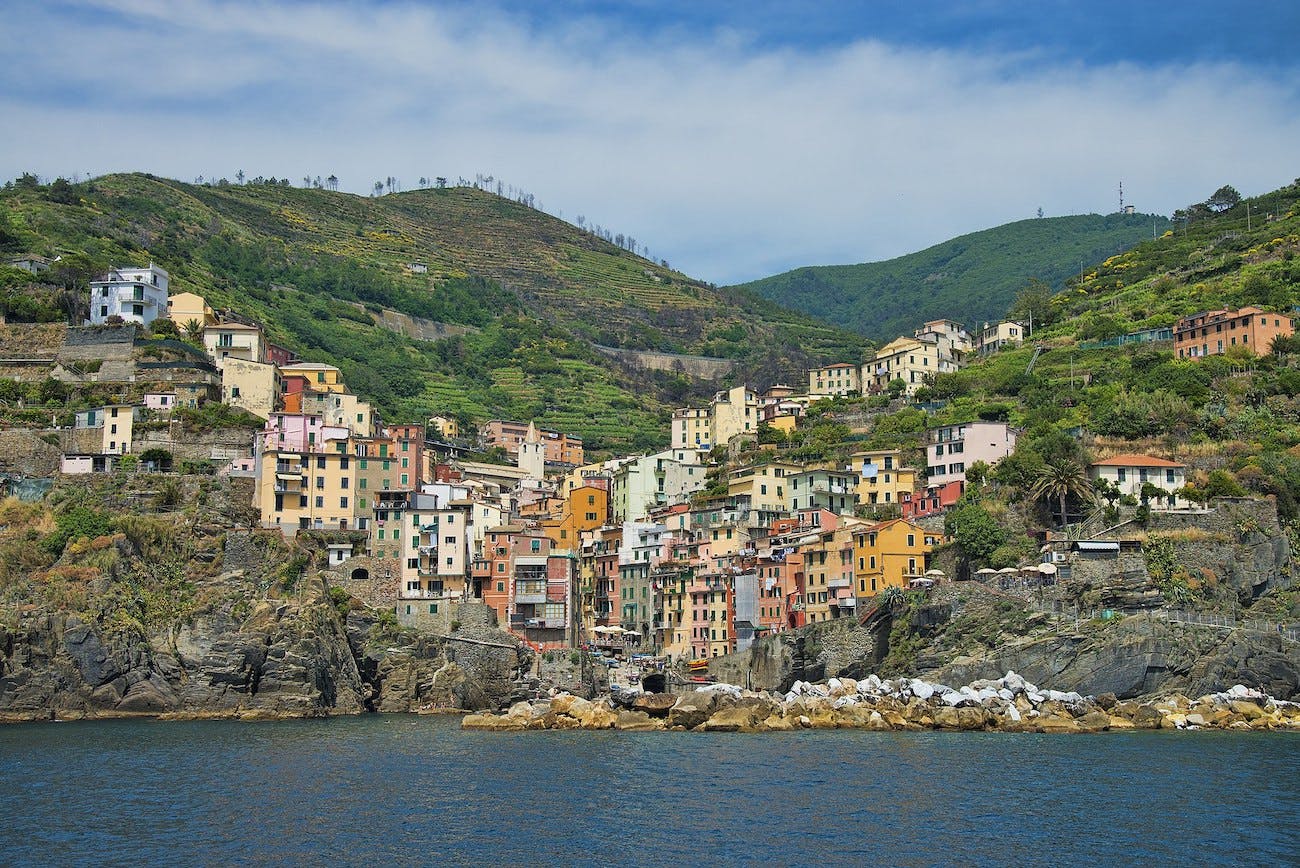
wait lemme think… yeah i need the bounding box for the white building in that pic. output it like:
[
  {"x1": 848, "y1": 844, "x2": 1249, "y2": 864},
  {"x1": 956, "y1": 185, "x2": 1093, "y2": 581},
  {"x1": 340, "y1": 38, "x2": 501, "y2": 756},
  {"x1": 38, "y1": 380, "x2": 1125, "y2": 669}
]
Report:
[
  {"x1": 89, "y1": 263, "x2": 169, "y2": 327},
  {"x1": 1089, "y1": 454, "x2": 1187, "y2": 508}
]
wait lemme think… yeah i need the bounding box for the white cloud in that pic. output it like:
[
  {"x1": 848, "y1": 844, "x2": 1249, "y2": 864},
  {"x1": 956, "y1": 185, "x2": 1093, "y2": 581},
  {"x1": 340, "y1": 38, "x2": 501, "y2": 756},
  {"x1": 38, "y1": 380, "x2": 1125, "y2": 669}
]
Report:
[{"x1": 3, "y1": 0, "x2": 1298, "y2": 284}]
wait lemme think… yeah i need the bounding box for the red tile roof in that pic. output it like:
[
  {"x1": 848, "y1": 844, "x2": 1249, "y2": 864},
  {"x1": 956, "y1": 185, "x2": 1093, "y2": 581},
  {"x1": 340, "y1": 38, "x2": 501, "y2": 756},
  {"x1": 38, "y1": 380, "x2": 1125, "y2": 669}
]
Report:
[{"x1": 1091, "y1": 453, "x2": 1185, "y2": 468}]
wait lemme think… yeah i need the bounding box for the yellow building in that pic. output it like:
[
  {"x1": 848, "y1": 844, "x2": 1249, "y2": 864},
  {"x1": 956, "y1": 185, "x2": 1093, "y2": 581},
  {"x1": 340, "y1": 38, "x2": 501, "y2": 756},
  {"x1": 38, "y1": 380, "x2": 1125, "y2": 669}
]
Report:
[
  {"x1": 280, "y1": 362, "x2": 347, "y2": 393},
  {"x1": 222, "y1": 357, "x2": 281, "y2": 420},
  {"x1": 428, "y1": 415, "x2": 462, "y2": 439},
  {"x1": 850, "y1": 449, "x2": 918, "y2": 508},
  {"x1": 808, "y1": 362, "x2": 861, "y2": 397},
  {"x1": 726, "y1": 459, "x2": 802, "y2": 514},
  {"x1": 863, "y1": 336, "x2": 955, "y2": 396},
  {"x1": 852, "y1": 518, "x2": 933, "y2": 598},
  {"x1": 257, "y1": 427, "x2": 358, "y2": 535},
  {"x1": 166, "y1": 291, "x2": 216, "y2": 329}
]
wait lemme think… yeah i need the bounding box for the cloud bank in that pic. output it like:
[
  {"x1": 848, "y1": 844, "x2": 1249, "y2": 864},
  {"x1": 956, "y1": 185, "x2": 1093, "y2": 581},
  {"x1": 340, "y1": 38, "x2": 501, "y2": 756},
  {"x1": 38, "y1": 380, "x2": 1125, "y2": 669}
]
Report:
[{"x1": 3, "y1": 0, "x2": 1298, "y2": 283}]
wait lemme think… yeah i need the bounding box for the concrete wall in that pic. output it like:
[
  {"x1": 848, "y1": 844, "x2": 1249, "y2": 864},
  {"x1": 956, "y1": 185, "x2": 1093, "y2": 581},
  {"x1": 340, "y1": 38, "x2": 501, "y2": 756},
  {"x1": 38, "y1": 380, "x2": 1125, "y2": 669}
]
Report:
[{"x1": 594, "y1": 344, "x2": 735, "y2": 379}]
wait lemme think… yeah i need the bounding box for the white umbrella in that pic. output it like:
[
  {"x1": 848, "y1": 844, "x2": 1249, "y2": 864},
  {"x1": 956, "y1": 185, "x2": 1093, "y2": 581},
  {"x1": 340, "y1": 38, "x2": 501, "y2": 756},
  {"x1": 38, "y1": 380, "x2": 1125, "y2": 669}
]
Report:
[
  {"x1": 1038, "y1": 562, "x2": 1058, "y2": 575},
  {"x1": 998, "y1": 567, "x2": 1019, "y2": 574},
  {"x1": 925, "y1": 568, "x2": 945, "y2": 577},
  {"x1": 592, "y1": 626, "x2": 611, "y2": 634},
  {"x1": 976, "y1": 568, "x2": 998, "y2": 576}
]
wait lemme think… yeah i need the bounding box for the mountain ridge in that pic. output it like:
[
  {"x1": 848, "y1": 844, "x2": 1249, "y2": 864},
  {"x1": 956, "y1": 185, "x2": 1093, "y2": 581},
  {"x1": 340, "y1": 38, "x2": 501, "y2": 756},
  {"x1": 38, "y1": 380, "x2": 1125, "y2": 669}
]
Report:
[{"x1": 733, "y1": 212, "x2": 1169, "y2": 341}]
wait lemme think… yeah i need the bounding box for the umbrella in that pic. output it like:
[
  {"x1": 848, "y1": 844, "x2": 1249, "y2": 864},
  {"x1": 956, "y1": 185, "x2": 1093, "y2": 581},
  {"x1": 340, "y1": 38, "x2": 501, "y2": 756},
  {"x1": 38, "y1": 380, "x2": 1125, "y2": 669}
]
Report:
[
  {"x1": 605, "y1": 626, "x2": 626, "y2": 634},
  {"x1": 925, "y1": 568, "x2": 945, "y2": 577},
  {"x1": 592, "y1": 626, "x2": 611, "y2": 634},
  {"x1": 625, "y1": 630, "x2": 641, "y2": 637},
  {"x1": 998, "y1": 567, "x2": 1019, "y2": 574},
  {"x1": 1038, "y1": 562, "x2": 1058, "y2": 575},
  {"x1": 976, "y1": 568, "x2": 998, "y2": 576},
  {"x1": 1021, "y1": 564, "x2": 1042, "y2": 572}
]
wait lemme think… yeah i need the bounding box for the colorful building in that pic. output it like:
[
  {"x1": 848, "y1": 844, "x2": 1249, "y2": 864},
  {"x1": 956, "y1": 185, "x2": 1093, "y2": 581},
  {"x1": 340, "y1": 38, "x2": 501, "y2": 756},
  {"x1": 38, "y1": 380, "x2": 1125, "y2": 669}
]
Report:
[{"x1": 1174, "y1": 306, "x2": 1294, "y2": 359}]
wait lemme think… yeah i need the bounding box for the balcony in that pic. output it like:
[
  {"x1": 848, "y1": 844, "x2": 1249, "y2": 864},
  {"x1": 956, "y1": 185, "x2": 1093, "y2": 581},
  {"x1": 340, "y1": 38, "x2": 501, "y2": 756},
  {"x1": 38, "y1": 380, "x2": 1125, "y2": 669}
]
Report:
[
  {"x1": 514, "y1": 580, "x2": 547, "y2": 605},
  {"x1": 828, "y1": 577, "x2": 851, "y2": 589}
]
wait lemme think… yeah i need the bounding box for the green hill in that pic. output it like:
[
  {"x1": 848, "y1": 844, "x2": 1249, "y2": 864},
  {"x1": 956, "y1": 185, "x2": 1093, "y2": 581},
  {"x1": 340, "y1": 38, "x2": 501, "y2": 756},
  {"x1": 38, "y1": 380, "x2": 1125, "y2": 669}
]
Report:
[
  {"x1": 0, "y1": 173, "x2": 868, "y2": 454},
  {"x1": 734, "y1": 213, "x2": 1168, "y2": 341}
]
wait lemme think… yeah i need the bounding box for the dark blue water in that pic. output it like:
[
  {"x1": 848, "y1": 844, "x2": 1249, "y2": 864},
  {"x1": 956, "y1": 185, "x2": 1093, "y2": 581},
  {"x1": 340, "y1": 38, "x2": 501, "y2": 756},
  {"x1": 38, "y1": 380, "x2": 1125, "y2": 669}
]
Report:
[{"x1": 0, "y1": 716, "x2": 1296, "y2": 866}]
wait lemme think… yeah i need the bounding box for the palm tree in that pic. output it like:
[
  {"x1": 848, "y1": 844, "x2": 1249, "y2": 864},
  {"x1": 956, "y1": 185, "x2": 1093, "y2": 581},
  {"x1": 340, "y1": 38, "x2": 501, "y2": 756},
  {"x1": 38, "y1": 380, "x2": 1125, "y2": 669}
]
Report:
[
  {"x1": 1028, "y1": 458, "x2": 1094, "y2": 528},
  {"x1": 182, "y1": 318, "x2": 203, "y2": 343}
]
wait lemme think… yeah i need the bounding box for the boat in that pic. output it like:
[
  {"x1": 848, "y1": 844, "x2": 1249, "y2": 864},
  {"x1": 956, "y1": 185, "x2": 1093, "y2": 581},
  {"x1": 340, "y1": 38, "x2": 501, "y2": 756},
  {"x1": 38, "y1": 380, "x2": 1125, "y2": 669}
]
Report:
[{"x1": 687, "y1": 658, "x2": 709, "y2": 671}]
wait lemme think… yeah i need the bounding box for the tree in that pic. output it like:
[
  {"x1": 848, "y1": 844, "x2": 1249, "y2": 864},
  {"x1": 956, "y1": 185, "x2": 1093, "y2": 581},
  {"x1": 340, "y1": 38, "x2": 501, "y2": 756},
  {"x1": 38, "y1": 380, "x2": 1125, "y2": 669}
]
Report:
[
  {"x1": 327, "y1": 175, "x2": 338, "y2": 191},
  {"x1": 1027, "y1": 458, "x2": 1094, "y2": 527},
  {"x1": 945, "y1": 503, "x2": 1006, "y2": 566},
  {"x1": 435, "y1": 177, "x2": 446, "y2": 189},
  {"x1": 1008, "y1": 277, "x2": 1053, "y2": 333},
  {"x1": 236, "y1": 169, "x2": 245, "y2": 185},
  {"x1": 182, "y1": 318, "x2": 203, "y2": 343},
  {"x1": 1206, "y1": 185, "x2": 1241, "y2": 213},
  {"x1": 373, "y1": 181, "x2": 384, "y2": 197}
]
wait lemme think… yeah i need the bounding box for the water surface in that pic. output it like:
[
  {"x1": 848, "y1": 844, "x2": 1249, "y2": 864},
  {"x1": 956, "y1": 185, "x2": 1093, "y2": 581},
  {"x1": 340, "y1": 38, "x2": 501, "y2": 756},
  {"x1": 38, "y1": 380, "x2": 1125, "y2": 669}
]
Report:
[{"x1": 1, "y1": 716, "x2": 1296, "y2": 866}]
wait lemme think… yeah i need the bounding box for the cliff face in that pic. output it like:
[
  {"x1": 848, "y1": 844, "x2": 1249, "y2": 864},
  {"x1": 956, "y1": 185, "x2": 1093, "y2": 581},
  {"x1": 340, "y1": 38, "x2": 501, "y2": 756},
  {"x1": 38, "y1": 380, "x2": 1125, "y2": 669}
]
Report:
[
  {"x1": 0, "y1": 593, "x2": 368, "y2": 720},
  {"x1": 0, "y1": 477, "x2": 529, "y2": 721}
]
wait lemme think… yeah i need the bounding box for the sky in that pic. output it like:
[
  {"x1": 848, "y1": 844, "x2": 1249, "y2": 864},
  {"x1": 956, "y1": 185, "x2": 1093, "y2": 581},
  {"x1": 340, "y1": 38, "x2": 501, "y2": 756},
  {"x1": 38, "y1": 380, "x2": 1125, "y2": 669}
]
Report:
[{"x1": 3, "y1": 0, "x2": 1299, "y2": 285}]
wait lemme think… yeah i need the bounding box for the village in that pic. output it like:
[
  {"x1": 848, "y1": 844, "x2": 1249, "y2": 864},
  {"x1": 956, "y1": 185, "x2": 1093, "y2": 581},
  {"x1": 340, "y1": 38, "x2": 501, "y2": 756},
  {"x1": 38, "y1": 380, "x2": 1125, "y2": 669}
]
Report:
[{"x1": 10, "y1": 256, "x2": 1295, "y2": 671}]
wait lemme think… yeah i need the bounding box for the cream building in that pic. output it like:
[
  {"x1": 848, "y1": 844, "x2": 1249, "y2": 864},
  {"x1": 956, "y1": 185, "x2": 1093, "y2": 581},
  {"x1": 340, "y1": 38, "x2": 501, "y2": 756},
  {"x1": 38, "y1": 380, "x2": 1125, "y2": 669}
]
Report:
[
  {"x1": 808, "y1": 362, "x2": 862, "y2": 397},
  {"x1": 222, "y1": 357, "x2": 281, "y2": 420}
]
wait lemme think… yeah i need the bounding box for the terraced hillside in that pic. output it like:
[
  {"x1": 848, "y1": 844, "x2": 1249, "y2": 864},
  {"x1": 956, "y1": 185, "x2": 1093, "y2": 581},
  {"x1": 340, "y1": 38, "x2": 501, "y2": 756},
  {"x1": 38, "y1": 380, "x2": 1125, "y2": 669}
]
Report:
[{"x1": 0, "y1": 173, "x2": 869, "y2": 453}]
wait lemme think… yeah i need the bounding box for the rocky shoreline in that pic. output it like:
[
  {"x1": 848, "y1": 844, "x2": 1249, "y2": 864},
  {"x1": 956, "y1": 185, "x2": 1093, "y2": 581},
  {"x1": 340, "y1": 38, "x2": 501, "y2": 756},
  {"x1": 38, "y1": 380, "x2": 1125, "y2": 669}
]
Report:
[{"x1": 462, "y1": 672, "x2": 1300, "y2": 734}]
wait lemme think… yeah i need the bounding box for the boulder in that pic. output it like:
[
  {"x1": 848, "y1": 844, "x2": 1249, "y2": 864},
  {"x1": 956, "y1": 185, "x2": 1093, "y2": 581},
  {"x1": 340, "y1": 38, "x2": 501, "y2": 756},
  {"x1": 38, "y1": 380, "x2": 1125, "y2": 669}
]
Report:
[
  {"x1": 615, "y1": 710, "x2": 665, "y2": 731},
  {"x1": 667, "y1": 690, "x2": 718, "y2": 729},
  {"x1": 631, "y1": 693, "x2": 677, "y2": 717}
]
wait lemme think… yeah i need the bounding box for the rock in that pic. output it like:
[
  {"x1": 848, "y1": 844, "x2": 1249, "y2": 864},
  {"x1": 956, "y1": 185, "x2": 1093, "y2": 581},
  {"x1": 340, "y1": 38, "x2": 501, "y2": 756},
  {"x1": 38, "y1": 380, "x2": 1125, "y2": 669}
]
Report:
[
  {"x1": 909, "y1": 680, "x2": 935, "y2": 700},
  {"x1": 461, "y1": 713, "x2": 524, "y2": 731},
  {"x1": 1230, "y1": 700, "x2": 1265, "y2": 720},
  {"x1": 615, "y1": 710, "x2": 664, "y2": 731},
  {"x1": 631, "y1": 693, "x2": 677, "y2": 717},
  {"x1": 1095, "y1": 692, "x2": 1118, "y2": 710},
  {"x1": 667, "y1": 690, "x2": 718, "y2": 730},
  {"x1": 934, "y1": 706, "x2": 989, "y2": 730},
  {"x1": 1036, "y1": 713, "x2": 1080, "y2": 733},
  {"x1": 1074, "y1": 711, "x2": 1112, "y2": 733}
]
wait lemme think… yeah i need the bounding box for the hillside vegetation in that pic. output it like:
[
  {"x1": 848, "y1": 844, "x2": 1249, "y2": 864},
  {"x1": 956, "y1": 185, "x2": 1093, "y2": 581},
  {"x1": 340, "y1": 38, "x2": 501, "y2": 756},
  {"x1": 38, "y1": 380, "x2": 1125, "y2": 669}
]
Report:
[
  {"x1": 0, "y1": 173, "x2": 868, "y2": 453},
  {"x1": 736, "y1": 213, "x2": 1167, "y2": 341}
]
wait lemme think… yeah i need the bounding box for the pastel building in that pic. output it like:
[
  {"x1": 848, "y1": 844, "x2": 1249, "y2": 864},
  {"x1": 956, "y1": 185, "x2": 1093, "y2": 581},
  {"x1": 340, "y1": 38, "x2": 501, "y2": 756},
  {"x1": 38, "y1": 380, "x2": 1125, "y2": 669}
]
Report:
[
  {"x1": 203, "y1": 322, "x2": 266, "y2": 369},
  {"x1": 808, "y1": 362, "x2": 861, "y2": 397},
  {"x1": 1089, "y1": 454, "x2": 1187, "y2": 508},
  {"x1": 1174, "y1": 307, "x2": 1294, "y2": 359},
  {"x1": 925, "y1": 421, "x2": 1017, "y2": 487},
  {"x1": 89, "y1": 263, "x2": 168, "y2": 326}
]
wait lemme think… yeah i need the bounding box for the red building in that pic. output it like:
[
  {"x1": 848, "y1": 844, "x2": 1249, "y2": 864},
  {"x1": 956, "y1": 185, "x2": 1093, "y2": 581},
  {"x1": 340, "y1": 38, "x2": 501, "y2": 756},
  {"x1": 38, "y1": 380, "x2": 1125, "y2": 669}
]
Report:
[{"x1": 900, "y1": 480, "x2": 965, "y2": 519}]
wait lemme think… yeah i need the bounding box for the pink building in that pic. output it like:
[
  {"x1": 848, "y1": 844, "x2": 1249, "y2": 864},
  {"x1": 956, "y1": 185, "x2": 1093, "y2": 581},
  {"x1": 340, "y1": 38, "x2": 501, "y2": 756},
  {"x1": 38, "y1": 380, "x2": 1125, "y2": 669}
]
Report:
[
  {"x1": 925, "y1": 421, "x2": 1017, "y2": 487},
  {"x1": 260, "y1": 412, "x2": 350, "y2": 453}
]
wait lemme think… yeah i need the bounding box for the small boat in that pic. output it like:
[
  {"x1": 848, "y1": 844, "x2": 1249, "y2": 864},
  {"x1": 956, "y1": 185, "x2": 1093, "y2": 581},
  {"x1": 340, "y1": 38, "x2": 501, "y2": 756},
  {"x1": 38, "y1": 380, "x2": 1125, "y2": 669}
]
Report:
[{"x1": 687, "y1": 658, "x2": 709, "y2": 671}]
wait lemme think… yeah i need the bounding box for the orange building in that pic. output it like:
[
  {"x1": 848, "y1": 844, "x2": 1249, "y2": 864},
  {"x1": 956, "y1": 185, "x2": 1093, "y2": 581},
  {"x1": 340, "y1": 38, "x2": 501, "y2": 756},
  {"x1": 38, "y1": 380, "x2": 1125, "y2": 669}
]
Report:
[
  {"x1": 544, "y1": 484, "x2": 610, "y2": 554},
  {"x1": 1174, "y1": 306, "x2": 1294, "y2": 359}
]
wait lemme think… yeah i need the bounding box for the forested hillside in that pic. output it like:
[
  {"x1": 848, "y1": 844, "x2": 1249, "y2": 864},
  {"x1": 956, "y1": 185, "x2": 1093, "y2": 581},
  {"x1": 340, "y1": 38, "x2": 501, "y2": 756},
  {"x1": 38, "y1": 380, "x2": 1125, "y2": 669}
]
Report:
[{"x1": 736, "y1": 213, "x2": 1167, "y2": 340}]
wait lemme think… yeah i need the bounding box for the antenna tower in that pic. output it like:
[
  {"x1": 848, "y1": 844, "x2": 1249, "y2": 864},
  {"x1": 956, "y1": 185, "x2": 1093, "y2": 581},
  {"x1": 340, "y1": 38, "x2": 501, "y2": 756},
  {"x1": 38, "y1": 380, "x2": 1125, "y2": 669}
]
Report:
[{"x1": 1118, "y1": 180, "x2": 1124, "y2": 213}]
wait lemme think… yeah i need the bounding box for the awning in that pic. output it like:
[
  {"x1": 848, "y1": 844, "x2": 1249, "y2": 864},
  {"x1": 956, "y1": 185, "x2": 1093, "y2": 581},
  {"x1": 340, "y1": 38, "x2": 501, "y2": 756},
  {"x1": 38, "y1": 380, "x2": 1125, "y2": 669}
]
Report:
[
  {"x1": 275, "y1": 473, "x2": 300, "y2": 482},
  {"x1": 1073, "y1": 541, "x2": 1119, "y2": 552}
]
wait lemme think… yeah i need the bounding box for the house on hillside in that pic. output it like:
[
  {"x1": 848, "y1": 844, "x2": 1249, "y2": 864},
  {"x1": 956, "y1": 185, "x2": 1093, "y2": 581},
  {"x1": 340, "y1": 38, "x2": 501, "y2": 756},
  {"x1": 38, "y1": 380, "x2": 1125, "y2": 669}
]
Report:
[
  {"x1": 808, "y1": 362, "x2": 861, "y2": 397},
  {"x1": 1174, "y1": 306, "x2": 1294, "y2": 359},
  {"x1": 925, "y1": 421, "x2": 1017, "y2": 487},
  {"x1": 1089, "y1": 453, "x2": 1186, "y2": 508},
  {"x1": 976, "y1": 321, "x2": 1026, "y2": 356},
  {"x1": 88, "y1": 263, "x2": 168, "y2": 327}
]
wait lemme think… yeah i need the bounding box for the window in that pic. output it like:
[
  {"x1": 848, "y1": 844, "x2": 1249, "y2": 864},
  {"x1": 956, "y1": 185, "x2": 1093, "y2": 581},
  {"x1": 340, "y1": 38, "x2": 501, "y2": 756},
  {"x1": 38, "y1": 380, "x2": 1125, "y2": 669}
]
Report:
[
  {"x1": 339, "y1": 497, "x2": 348, "y2": 508},
  {"x1": 907, "y1": 534, "x2": 915, "y2": 547},
  {"x1": 315, "y1": 496, "x2": 324, "y2": 508},
  {"x1": 429, "y1": 604, "x2": 438, "y2": 614}
]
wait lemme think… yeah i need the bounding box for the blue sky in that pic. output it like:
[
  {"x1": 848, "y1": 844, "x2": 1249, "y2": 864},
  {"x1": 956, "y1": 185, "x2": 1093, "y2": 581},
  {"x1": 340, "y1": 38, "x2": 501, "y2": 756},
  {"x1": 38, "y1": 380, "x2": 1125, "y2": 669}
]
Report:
[{"x1": 3, "y1": 1, "x2": 1298, "y2": 284}]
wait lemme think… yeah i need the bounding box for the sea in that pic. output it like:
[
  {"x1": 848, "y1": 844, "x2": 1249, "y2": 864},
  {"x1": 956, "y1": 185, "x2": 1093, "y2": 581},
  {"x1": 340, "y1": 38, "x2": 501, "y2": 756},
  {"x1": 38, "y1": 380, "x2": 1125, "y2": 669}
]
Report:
[{"x1": 0, "y1": 715, "x2": 1296, "y2": 866}]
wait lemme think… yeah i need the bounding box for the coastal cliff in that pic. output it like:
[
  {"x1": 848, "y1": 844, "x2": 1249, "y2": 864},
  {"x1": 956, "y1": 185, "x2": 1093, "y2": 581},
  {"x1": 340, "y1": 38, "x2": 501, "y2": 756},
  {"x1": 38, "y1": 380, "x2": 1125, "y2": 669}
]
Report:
[{"x1": 0, "y1": 476, "x2": 528, "y2": 721}]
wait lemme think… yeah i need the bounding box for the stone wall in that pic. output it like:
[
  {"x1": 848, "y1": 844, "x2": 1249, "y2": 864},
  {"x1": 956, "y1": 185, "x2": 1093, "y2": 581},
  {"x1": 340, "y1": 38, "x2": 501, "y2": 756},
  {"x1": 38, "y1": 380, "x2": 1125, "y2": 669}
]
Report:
[
  {"x1": 0, "y1": 430, "x2": 63, "y2": 476},
  {"x1": 396, "y1": 601, "x2": 497, "y2": 634},
  {"x1": 593, "y1": 345, "x2": 735, "y2": 379}
]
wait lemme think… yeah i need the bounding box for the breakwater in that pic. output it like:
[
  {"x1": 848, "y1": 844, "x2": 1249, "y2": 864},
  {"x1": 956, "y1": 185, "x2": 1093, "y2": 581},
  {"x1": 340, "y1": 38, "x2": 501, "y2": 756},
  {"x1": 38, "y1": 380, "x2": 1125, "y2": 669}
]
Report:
[{"x1": 463, "y1": 672, "x2": 1300, "y2": 733}]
